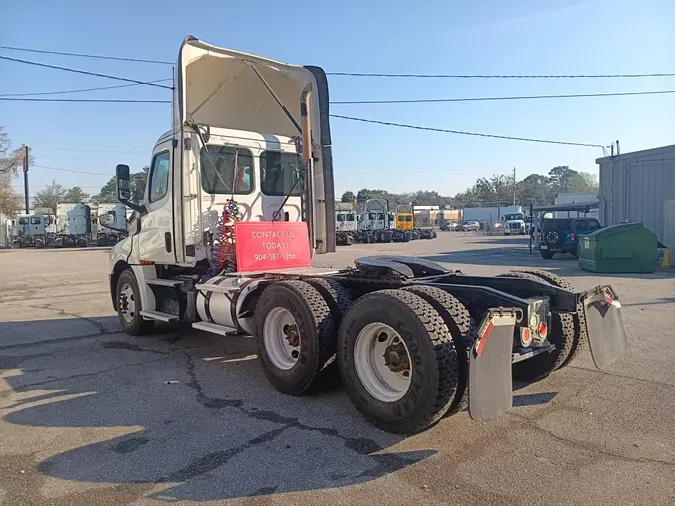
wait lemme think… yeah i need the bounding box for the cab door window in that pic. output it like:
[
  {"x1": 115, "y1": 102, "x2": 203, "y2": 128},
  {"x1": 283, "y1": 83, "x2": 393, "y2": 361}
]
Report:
[{"x1": 148, "y1": 151, "x2": 171, "y2": 203}]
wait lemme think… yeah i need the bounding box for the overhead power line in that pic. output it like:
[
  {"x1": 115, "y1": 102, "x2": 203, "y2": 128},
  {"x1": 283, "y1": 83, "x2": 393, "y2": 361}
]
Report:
[
  {"x1": 0, "y1": 98, "x2": 170, "y2": 103},
  {"x1": 1, "y1": 45, "x2": 672, "y2": 80},
  {"x1": 0, "y1": 55, "x2": 173, "y2": 90},
  {"x1": 6, "y1": 89, "x2": 673, "y2": 105},
  {"x1": 33, "y1": 164, "x2": 111, "y2": 176},
  {"x1": 332, "y1": 89, "x2": 675, "y2": 104},
  {"x1": 0, "y1": 44, "x2": 173, "y2": 65},
  {"x1": 327, "y1": 71, "x2": 675, "y2": 79},
  {"x1": 0, "y1": 78, "x2": 173, "y2": 97},
  {"x1": 330, "y1": 114, "x2": 604, "y2": 148}
]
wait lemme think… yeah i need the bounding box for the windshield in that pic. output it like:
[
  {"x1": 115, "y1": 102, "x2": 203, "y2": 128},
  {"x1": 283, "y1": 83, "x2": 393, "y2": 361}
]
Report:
[
  {"x1": 337, "y1": 213, "x2": 354, "y2": 222},
  {"x1": 260, "y1": 151, "x2": 303, "y2": 197},
  {"x1": 200, "y1": 145, "x2": 254, "y2": 195},
  {"x1": 504, "y1": 214, "x2": 524, "y2": 221},
  {"x1": 18, "y1": 217, "x2": 28, "y2": 225},
  {"x1": 30, "y1": 217, "x2": 41, "y2": 225}
]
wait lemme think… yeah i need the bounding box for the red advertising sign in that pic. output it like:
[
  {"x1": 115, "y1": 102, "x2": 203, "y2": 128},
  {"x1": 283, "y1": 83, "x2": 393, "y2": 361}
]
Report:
[{"x1": 234, "y1": 221, "x2": 312, "y2": 273}]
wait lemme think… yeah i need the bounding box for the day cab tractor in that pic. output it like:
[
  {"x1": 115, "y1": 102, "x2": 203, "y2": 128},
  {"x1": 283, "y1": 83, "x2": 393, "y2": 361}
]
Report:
[
  {"x1": 502, "y1": 212, "x2": 527, "y2": 235},
  {"x1": 108, "y1": 36, "x2": 628, "y2": 434}
]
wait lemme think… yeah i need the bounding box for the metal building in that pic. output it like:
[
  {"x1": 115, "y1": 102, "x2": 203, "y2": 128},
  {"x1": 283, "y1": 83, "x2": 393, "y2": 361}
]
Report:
[{"x1": 596, "y1": 144, "x2": 675, "y2": 250}]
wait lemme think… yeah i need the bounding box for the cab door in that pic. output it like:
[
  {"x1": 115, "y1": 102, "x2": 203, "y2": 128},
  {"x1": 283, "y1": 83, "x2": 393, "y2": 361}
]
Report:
[{"x1": 134, "y1": 139, "x2": 176, "y2": 264}]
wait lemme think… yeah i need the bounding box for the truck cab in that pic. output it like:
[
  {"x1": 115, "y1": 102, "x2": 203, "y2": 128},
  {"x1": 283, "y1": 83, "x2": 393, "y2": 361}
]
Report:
[{"x1": 502, "y1": 213, "x2": 526, "y2": 235}]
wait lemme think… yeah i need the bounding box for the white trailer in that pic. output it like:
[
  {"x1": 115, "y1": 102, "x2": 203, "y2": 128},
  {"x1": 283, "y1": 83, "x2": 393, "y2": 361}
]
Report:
[{"x1": 106, "y1": 36, "x2": 626, "y2": 434}]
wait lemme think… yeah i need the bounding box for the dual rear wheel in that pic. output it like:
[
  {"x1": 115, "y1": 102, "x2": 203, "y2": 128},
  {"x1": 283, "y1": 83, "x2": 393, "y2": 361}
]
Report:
[{"x1": 254, "y1": 281, "x2": 475, "y2": 433}]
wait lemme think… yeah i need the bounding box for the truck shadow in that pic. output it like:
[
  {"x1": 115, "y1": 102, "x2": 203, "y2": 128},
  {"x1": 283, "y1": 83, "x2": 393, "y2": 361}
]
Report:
[
  {"x1": 0, "y1": 317, "x2": 559, "y2": 502},
  {"x1": 0, "y1": 320, "x2": 429, "y2": 501}
]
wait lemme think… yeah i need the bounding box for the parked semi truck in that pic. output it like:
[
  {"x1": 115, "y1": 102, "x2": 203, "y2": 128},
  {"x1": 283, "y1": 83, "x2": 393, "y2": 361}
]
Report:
[
  {"x1": 335, "y1": 202, "x2": 356, "y2": 246},
  {"x1": 10, "y1": 213, "x2": 47, "y2": 248},
  {"x1": 108, "y1": 36, "x2": 627, "y2": 434},
  {"x1": 56, "y1": 202, "x2": 91, "y2": 247},
  {"x1": 97, "y1": 203, "x2": 128, "y2": 246}
]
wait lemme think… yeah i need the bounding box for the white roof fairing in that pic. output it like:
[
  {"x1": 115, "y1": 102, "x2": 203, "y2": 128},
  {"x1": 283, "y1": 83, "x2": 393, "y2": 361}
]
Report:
[{"x1": 173, "y1": 37, "x2": 320, "y2": 140}]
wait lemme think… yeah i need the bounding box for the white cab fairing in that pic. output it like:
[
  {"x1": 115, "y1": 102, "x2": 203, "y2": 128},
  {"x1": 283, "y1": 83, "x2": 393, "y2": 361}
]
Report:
[{"x1": 174, "y1": 36, "x2": 331, "y2": 264}]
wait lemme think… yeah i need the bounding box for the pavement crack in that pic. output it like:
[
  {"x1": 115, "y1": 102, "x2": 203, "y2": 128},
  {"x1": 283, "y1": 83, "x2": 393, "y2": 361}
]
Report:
[
  {"x1": 8, "y1": 356, "x2": 169, "y2": 392},
  {"x1": 567, "y1": 365, "x2": 675, "y2": 388},
  {"x1": 507, "y1": 411, "x2": 675, "y2": 467},
  {"x1": 22, "y1": 304, "x2": 110, "y2": 334},
  {"x1": 181, "y1": 352, "x2": 422, "y2": 476}
]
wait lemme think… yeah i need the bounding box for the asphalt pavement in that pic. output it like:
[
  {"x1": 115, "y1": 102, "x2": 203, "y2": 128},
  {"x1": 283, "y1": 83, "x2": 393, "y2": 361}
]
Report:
[{"x1": 1, "y1": 234, "x2": 674, "y2": 505}]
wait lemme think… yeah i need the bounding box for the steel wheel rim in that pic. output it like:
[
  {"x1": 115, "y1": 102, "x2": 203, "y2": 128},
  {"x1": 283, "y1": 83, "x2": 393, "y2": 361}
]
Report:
[
  {"x1": 263, "y1": 307, "x2": 300, "y2": 371},
  {"x1": 118, "y1": 283, "x2": 136, "y2": 323},
  {"x1": 354, "y1": 322, "x2": 412, "y2": 403}
]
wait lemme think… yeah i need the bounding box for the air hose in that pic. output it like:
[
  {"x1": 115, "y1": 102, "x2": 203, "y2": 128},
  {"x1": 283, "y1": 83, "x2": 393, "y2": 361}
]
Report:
[{"x1": 207, "y1": 200, "x2": 240, "y2": 277}]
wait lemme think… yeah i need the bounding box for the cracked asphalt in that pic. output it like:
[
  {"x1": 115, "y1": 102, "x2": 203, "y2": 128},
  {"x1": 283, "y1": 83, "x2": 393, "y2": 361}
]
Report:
[{"x1": 1, "y1": 235, "x2": 674, "y2": 505}]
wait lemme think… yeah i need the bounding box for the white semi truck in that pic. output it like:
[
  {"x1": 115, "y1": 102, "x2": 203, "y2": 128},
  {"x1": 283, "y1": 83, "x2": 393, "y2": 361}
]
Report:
[
  {"x1": 56, "y1": 202, "x2": 91, "y2": 247},
  {"x1": 335, "y1": 202, "x2": 356, "y2": 246},
  {"x1": 97, "y1": 203, "x2": 128, "y2": 246},
  {"x1": 108, "y1": 36, "x2": 627, "y2": 433},
  {"x1": 10, "y1": 213, "x2": 47, "y2": 248}
]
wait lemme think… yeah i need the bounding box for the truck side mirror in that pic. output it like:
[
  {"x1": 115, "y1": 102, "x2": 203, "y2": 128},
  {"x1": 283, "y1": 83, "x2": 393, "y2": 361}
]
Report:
[
  {"x1": 116, "y1": 164, "x2": 147, "y2": 215},
  {"x1": 116, "y1": 164, "x2": 131, "y2": 201}
]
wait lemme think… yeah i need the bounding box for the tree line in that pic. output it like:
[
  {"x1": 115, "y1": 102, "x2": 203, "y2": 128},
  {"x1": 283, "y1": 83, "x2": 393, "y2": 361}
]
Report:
[
  {"x1": 342, "y1": 166, "x2": 598, "y2": 209},
  {"x1": 3, "y1": 125, "x2": 598, "y2": 216},
  {"x1": 0, "y1": 126, "x2": 148, "y2": 215}
]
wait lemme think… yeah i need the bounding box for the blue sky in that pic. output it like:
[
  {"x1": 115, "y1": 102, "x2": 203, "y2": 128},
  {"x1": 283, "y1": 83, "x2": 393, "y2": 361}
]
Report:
[{"x1": 2, "y1": 0, "x2": 674, "y2": 201}]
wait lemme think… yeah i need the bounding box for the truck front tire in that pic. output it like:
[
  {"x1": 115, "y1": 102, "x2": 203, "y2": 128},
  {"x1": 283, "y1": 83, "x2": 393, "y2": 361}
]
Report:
[
  {"x1": 116, "y1": 269, "x2": 154, "y2": 336},
  {"x1": 338, "y1": 289, "x2": 459, "y2": 433}
]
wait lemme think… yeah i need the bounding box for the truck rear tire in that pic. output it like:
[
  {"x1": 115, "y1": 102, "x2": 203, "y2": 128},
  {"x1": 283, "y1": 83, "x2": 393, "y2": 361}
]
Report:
[
  {"x1": 116, "y1": 269, "x2": 154, "y2": 336},
  {"x1": 307, "y1": 278, "x2": 355, "y2": 389},
  {"x1": 497, "y1": 271, "x2": 576, "y2": 381},
  {"x1": 401, "y1": 285, "x2": 476, "y2": 415},
  {"x1": 512, "y1": 270, "x2": 587, "y2": 370},
  {"x1": 540, "y1": 250, "x2": 554, "y2": 259},
  {"x1": 255, "y1": 280, "x2": 337, "y2": 396},
  {"x1": 338, "y1": 289, "x2": 459, "y2": 433}
]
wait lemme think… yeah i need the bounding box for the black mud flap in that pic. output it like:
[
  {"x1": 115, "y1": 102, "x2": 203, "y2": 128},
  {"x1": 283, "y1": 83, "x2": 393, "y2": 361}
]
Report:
[
  {"x1": 583, "y1": 285, "x2": 627, "y2": 369},
  {"x1": 468, "y1": 311, "x2": 518, "y2": 420}
]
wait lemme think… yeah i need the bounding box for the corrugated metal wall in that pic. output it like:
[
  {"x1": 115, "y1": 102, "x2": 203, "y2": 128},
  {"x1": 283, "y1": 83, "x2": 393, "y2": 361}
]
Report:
[{"x1": 597, "y1": 145, "x2": 675, "y2": 244}]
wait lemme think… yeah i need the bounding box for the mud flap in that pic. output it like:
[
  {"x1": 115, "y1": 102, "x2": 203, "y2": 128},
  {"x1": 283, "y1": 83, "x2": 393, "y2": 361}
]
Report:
[
  {"x1": 468, "y1": 311, "x2": 518, "y2": 420},
  {"x1": 583, "y1": 286, "x2": 627, "y2": 369}
]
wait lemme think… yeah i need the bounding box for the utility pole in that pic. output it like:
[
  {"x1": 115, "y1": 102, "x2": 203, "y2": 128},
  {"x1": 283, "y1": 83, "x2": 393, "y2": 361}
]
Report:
[
  {"x1": 23, "y1": 145, "x2": 29, "y2": 214},
  {"x1": 513, "y1": 166, "x2": 516, "y2": 206}
]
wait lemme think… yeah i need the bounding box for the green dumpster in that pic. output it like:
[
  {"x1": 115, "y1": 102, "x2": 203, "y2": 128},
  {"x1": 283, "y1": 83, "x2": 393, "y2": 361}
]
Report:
[{"x1": 578, "y1": 222, "x2": 657, "y2": 273}]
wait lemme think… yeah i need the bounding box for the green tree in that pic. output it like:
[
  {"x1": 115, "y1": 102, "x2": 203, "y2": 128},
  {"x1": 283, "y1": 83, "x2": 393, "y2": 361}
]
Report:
[
  {"x1": 341, "y1": 191, "x2": 356, "y2": 203},
  {"x1": 568, "y1": 171, "x2": 599, "y2": 192},
  {"x1": 93, "y1": 168, "x2": 148, "y2": 203},
  {"x1": 548, "y1": 166, "x2": 578, "y2": 193},
  {"x1": 33, "y1": 180, "x2": 67, "y2": 215},
  {"x1": 356, "y1": 188, "x2": 374, "y2": 202},
  {"x1": 517, "y1": 174, "x2": 553, "y2": 205},
  {"x1": 63, "y1": 186, "x2": 90, "y2": 202}
]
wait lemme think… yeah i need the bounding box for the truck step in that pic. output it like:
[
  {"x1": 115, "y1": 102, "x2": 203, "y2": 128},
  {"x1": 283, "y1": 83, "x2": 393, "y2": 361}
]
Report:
[
  {"x1": 192, "y1": 321, "x2": 239, "y2": 336},
  {"x1": 195, "y1": 283, "x2": 239, "y2": 294},
  {"x1": 146, "y1": 279, "x2": 184, "y2": 287},
  {"x1": 140, "y1": 310, "x2": 179, "y2": 322}
]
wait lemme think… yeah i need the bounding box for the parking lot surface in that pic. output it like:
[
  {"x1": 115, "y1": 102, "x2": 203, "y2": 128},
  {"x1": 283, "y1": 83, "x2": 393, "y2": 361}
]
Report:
[{"x1": 1, "y1": 234, "x2": 674, "y2": 505}]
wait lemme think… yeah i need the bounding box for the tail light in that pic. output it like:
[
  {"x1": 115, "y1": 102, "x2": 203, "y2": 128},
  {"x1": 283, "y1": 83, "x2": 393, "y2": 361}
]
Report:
[
  {"x1": 537, "y1": 232, "x2": 542, "y2": 240},
  {"x1": 538, "y1": 322, "x2": 548, "y2": 339},
  {"x1": 570, "y1": 233, "x2": 576, "y2": 241}
]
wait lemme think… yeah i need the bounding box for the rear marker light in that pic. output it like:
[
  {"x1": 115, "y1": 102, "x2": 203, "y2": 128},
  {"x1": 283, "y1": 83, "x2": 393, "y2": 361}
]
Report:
[
  {"x1": 520, "y1": 327, "x2": 532, "y2": 347},
  {"x1": 538, "y1": 322, "x2": 548, "y2": 338},
  {"x1": 604, "y1": 295, "x2": 614, "y2": 305},
  {"x1": 475, "y1": 321, "x2": 494, "y2": 357}
]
